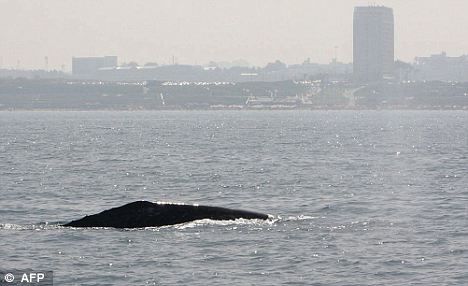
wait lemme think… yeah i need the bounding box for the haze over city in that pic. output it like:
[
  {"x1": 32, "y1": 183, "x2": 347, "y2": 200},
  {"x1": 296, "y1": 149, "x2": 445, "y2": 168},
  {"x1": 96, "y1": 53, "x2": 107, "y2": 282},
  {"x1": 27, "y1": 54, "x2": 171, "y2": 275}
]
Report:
[{"x1": 1, "y1": 0, "x2": 468, "y2": 70}]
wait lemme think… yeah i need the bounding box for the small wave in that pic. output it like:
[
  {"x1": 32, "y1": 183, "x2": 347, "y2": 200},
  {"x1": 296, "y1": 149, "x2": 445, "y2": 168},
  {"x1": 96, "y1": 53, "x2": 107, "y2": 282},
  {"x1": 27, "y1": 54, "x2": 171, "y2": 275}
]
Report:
[
  {"x1": 171, "y1": 217, "x2": 277, "y2": 230},
  {"x1": 0, "y1": 222, "x2": 63, "y2": 231},
  {"x1": 2, "y1": 215, "x2": 292, "y2": 231},
  {"x1": 265, "y1": 214, "x2": 319, "y2": 223},
  {"x1": 164, "y1": 214, "x2": 317, "y2": 230},
  {"x1": 282, "y1": 215, "x2": 319, "y2": 221},
  {"x1": 154, "y1": 201, "x2": 191, "y2": 206}
]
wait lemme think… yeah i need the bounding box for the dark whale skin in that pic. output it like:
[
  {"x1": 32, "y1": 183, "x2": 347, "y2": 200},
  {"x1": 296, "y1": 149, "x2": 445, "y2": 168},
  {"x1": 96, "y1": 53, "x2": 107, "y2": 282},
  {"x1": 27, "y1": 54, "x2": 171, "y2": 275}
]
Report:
[{"x1": 63, "y1": 201, "x2": 269, "y2": 228}]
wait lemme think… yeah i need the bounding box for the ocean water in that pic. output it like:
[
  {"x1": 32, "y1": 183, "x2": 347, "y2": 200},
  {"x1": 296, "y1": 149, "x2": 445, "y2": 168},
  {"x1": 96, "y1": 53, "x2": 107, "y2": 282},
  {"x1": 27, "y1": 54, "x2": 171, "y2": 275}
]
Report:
[{"x1": 0, "y1": 110, "x2": 467, "y2": 285}]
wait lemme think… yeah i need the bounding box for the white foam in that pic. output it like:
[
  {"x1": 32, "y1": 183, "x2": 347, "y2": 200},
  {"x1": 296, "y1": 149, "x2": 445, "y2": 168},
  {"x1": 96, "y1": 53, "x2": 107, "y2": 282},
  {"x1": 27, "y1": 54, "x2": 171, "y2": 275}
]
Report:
[
  {"x1": 0, "y1": 223, "x2": 62, "y2": 231},
  {"x1": 154, "y1": 201, "x2": 191, "y2": 206},
  {"x1": 173, "y1": 217, "x2": 277, "y2": 229},
  {"x1": 285, "y1": 215, "x2": 318, "y2": 221}
]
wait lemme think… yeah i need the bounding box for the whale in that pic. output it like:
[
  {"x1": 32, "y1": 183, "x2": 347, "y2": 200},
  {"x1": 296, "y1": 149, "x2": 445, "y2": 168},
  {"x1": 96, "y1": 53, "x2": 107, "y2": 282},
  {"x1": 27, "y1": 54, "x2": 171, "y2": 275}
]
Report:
[{"x1": 63, "y1": 200, "x2": 269, "y2": 228}]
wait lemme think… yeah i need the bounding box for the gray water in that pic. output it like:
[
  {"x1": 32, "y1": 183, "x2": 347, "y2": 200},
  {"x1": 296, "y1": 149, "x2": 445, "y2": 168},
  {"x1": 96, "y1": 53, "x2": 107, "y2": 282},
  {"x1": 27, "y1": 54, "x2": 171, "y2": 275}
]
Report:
[{"x1": 1, "y1": 110, "x2": 467, "y2": 285}]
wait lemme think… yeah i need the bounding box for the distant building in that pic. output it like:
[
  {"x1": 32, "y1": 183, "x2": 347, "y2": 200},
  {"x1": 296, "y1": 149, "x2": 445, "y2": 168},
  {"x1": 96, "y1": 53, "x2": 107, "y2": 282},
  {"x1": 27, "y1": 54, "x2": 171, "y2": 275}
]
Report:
[
  {"x1": 353, "y1": 6, "x2": 394, "y2": 82},
  {"x1": 414, "y1": 52, "x2": 468, "y2": 82},
  {"x1": 72, "y1": 56, "x2": 118, "y2": 76}
]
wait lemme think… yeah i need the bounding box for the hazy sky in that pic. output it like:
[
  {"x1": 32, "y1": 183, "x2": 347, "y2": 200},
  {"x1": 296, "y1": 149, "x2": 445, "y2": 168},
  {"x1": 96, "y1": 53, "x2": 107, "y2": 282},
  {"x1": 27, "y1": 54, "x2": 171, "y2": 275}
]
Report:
[{"x1": 1, "y1": 0, "x2": 467, "y2": 70}]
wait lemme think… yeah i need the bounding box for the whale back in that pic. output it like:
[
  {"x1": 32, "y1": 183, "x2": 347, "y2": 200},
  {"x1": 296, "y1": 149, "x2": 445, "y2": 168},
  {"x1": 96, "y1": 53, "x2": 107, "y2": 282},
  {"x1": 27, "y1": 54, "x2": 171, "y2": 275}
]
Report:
[{"x1": 64, "y1": 201, "x2": 268, "y2": 228}]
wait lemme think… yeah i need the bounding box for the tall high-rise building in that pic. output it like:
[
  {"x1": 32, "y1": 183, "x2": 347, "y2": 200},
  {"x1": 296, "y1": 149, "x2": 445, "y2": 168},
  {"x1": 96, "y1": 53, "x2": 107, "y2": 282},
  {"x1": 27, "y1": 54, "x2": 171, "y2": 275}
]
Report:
[{"x1": 353, "y1": 6, "x2": 394, "y2": 82}]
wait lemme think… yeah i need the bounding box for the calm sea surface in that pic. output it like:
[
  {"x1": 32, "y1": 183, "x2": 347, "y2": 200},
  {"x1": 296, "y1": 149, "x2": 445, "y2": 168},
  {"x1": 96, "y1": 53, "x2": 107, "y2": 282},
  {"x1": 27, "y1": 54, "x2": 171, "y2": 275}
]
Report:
[{"x1": 0, "y1": 110, "x2": 467, "y2": 285}]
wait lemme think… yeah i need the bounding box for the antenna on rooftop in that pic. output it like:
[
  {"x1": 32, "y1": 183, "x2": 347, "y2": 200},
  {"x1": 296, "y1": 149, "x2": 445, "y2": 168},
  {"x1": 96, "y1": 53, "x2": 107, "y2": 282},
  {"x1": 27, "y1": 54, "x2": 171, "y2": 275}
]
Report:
[
  {"x1": 334, "y1": 46, "x2": 338, "y2": 62},
  {"x1": 44, "y1": 56, "x2": 49, "y2": 71}
]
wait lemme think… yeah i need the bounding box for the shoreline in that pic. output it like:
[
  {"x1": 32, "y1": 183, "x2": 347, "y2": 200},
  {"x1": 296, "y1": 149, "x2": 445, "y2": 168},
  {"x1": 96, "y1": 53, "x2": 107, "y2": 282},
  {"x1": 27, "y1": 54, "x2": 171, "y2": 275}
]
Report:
[{"x1": 0, "y1": 107, "x2": 467, "y2": 112}]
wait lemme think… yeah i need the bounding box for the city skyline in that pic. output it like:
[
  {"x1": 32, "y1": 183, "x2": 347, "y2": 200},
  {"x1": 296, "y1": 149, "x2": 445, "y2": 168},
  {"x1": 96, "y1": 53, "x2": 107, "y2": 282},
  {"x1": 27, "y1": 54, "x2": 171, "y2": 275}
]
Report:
[{"x1": 1, "y1": 0, "x2": 468, "y2": 70}]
